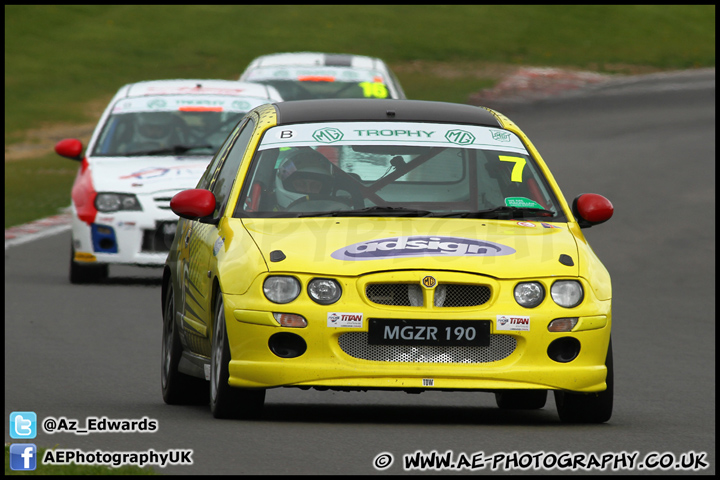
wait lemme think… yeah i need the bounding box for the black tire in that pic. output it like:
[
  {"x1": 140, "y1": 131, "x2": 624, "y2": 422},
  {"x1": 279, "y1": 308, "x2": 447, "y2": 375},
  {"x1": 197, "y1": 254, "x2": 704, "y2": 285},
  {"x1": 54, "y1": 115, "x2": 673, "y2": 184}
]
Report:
[
  {"x1": 161, "y1": 284, "x2": 209, "y2": 405},
  {"x1": 495, "y1": 390, "x2": 547, "y2": 410},
  {"x1": 555, "y1": 339, "x2": 614, "y2": 423},
  {"x1": 69, "y1": 244, "x2": 108, "y2": 284},
  {"x1": 210, "y1": 292, "x2": 265, "y2": 419}
]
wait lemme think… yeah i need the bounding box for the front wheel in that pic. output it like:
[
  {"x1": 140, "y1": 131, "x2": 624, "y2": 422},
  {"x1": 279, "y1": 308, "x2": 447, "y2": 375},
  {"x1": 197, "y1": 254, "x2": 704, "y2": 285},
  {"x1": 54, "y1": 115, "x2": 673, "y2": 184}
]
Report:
[
  {"x1": 210, "y1": 292, "x2": 265, "y2": 419},
  {"x1": 555, "y1": 339, "x2": 614, "y2": 423},
  {"x1": 161, "y1": 284, "x2": 208, "y2": 405},
  {"x1": 69, "y1": 244, "x2": 108, "y2": 284}
]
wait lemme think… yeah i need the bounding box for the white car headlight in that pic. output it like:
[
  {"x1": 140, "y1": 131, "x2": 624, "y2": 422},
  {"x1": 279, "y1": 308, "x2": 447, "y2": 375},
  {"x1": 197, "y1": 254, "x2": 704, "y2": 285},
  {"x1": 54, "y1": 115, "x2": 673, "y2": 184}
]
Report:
[
  {"x1": 551, "y1": 280, "x2": 584, "y2": 308},
  {"x1": 263, "y1": 276, "x2": 301, "y2": 304},
  {"x1": 307, "y1": 278, "x2": 342, "y2": 305},
  {"x1": 95, "y1": 193, "x2": 142, "y2": 212},
  {"x1": 514, "y1": 282, "x2": 545, "y2": 308}
]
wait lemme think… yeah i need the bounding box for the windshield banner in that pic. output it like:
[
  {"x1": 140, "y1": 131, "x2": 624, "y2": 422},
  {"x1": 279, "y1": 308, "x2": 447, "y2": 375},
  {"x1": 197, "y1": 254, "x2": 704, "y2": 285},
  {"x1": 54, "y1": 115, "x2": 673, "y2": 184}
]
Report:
[
  {"x1": 111, "y1": 96, "x2": 269, "y2": 114},
  {"x1": 244, "y1": 67, "x2": 384, "y2": 82},
  {"x1": 259, "y1": 122, "x2": 529, "y2": 154}
]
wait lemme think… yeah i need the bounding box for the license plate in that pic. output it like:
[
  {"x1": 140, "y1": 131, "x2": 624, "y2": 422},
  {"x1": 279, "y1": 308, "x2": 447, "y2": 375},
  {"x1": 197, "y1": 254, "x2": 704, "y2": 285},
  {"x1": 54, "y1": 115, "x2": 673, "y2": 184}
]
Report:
[{"x1": 368, "y1": 319, "x2": 490, "y2": 347}]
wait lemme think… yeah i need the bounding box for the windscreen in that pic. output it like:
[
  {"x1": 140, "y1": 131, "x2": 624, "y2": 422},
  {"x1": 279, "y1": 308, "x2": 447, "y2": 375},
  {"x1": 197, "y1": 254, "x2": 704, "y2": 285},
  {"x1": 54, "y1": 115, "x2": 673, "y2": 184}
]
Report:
[
  {"x1": 243, "y1": 67, "x2": 391, "y2": 100},
  {"x1": 236, "y1": 122, "x2": 565, "y2": 221},
  {"x1": 91, "y1": 95, "x2": 267, "y2": 156}
]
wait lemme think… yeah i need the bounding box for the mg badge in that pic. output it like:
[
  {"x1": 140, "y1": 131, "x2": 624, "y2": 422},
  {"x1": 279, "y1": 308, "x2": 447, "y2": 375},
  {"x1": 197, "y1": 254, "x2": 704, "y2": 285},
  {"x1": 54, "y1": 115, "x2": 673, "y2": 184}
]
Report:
[{"x1": 422, "y1": 275, "x2": 437, "y2": 288}]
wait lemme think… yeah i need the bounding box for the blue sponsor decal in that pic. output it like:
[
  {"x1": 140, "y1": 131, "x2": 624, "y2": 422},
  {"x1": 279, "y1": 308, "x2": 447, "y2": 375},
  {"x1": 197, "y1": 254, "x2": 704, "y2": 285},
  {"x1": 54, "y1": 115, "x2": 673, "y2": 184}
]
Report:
[
  {"x1": 331, "y1": 236, "x2": 515, "y2": 261},
  {"x1": 213, "y1": 237, "x2": 224, "y2": 256}
]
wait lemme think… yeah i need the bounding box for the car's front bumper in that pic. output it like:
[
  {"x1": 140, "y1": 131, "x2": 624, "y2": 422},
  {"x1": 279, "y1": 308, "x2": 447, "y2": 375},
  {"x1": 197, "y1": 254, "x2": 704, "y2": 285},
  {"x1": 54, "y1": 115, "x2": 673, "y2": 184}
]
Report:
[
  {"x1": 71, "y1": 211, "x2": 177, "y2": 266},
  {"x1": 222, "y1": 271, "x2": 611, "y2": 394}
]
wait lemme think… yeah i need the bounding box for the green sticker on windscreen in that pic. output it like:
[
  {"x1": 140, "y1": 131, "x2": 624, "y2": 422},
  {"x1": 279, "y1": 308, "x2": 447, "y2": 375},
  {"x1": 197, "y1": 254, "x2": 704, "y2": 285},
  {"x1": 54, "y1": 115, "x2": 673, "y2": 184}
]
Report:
[{"x1": 505, "y1": 197, "x2": 543, "y2": 209}]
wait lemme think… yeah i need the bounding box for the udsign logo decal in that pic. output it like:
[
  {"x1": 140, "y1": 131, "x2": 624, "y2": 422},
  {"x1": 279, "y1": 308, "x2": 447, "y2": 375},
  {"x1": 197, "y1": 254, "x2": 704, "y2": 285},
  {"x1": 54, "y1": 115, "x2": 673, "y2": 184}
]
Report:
[{"x1": 331, "y1": 236, "x2": 515, "y2": 261}]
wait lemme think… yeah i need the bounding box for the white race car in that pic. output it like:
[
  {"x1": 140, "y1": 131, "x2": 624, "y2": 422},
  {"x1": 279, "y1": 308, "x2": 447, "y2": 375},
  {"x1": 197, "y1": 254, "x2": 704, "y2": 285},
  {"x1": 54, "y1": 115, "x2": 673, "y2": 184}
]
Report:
[
  {"x1": 55, "y1": 79, "x2": 283, "y2": 283},
  {"x1": 239, "y1": 51, "x2": 406, "y2": 100}
]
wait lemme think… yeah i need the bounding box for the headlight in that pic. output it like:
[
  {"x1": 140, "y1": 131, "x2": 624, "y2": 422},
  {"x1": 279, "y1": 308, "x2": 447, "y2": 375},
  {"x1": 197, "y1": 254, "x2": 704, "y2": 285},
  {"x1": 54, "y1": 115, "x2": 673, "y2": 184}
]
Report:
[
  {"x1": 307, "y1": 278, "x2": 342, "y2": 305},
  {"x1": 514, "y1": 282, "x2": 545, "y2": 308},
  {"x1": 551, "y1": 280, "x2": 584, "y2": 308},
  {"x1": 95, "y1": 193, "x2": 142, "y2": 212},
  {"x1": 263, "y1": 276, "x2": 301, "y2": 304}
]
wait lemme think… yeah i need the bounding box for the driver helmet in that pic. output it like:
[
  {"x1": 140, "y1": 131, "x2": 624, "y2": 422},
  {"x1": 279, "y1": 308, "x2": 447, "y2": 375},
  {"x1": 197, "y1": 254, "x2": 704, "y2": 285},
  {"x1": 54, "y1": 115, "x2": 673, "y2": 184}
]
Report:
[
  {"x1": 275, "y1": 148, "x2": 334, "y2": 209},
  {"x1": 135, "y1": 113, "x2": 177, "y2": 145}
]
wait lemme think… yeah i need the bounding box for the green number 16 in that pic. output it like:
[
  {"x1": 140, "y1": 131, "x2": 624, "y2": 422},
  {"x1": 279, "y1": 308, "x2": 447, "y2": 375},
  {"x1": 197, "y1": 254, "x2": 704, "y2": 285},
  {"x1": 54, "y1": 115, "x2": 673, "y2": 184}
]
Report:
[{"x1": 359, "y1": 82, "x2": 389, "y2": 98}]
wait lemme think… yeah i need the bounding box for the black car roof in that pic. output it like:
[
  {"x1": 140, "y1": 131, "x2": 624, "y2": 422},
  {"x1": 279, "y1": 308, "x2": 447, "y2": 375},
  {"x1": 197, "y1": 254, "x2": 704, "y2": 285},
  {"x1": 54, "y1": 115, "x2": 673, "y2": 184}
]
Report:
[{"x1": 273, "y1": 99, "x2": 502, "y2": 127}]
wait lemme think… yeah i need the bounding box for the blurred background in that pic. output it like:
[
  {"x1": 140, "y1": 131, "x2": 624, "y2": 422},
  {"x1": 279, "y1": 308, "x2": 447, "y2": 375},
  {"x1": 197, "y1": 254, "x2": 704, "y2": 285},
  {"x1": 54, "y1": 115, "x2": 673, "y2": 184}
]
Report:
[{"x1": 4, "y1": 5, "x2": 715, "y2": 228}]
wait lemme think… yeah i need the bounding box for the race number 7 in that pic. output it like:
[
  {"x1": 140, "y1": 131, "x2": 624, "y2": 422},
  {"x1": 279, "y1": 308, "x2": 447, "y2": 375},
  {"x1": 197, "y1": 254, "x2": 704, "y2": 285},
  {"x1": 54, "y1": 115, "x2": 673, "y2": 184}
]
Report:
[{"x1": 499, "y1": 155, "x2": 527, "y2": 182}]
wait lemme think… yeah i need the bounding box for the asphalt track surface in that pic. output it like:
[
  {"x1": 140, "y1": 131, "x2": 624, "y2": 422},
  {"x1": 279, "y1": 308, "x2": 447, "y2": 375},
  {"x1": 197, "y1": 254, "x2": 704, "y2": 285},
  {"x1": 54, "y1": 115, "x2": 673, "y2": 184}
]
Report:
[{"x1": 5, "y1": 68, "x2": 715, "y2": 475}]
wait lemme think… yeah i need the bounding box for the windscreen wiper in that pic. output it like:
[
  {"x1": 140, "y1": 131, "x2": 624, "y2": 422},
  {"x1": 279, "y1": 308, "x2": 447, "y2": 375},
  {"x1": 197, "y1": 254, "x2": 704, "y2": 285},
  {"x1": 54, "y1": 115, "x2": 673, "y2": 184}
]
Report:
[
  {"x1": 298, "y1": 206, "x2": 433, "y2": 218},
  {"x1": 126, "y1": 144, "x2": 213, "y2": 156},
  {"x1": 433, "y1": 206, "x2": 556, "y2": 219}
]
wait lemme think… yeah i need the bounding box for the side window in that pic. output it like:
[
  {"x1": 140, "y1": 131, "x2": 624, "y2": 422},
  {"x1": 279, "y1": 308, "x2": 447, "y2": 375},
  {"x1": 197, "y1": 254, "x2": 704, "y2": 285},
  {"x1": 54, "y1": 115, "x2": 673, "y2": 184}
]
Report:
[
  {"x1": 196, "y1": 118, "x2": 248, "y2": 190},
  {"x1": 209, "y1": 117, "x2": 257, "y2": 217}
]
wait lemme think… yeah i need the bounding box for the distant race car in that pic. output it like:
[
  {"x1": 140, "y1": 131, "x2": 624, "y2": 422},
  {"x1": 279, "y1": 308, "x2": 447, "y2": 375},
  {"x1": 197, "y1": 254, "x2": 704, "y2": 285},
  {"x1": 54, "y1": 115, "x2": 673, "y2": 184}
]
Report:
[
  {"x1": 55, "y1": 79, "x2": 283, "y2": 283},
  {"x1": 162, "y1": 99, "x2": 614, "y2": 423},
  {"x1": 238, "y1": 51, "x2": 406, "y2": 100}
]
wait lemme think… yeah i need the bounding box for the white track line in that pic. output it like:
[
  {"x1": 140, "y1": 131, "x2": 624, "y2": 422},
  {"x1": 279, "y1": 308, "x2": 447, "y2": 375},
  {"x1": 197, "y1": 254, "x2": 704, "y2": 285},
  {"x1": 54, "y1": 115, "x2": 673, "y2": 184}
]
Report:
[{"x1": 5, "y1": 211, "x2": 72, "y2": 249}]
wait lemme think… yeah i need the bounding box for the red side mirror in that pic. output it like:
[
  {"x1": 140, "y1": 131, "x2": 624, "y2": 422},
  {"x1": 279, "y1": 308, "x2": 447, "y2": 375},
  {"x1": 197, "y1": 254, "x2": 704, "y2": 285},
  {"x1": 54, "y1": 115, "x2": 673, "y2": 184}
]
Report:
[
  {"x1": 55, "y1": 138, "x2": 84, "y2": 161},
  {"x1": 572, "y1": 193, "x2": 613, "y2": 228},
  {"x1": 170, "y1": 189, "x2": 216, "y2": 220}
]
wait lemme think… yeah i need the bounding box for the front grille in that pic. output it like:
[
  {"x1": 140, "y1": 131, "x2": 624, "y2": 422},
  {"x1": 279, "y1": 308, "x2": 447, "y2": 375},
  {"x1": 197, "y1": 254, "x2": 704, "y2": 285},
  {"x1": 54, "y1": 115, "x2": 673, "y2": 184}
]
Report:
[
  {"x1": 366, "y1": 284, "x2": 418, "y2": 306},
  {"x1": 365, "y1": 283, "x2": 491, "y2": 307},
  {"x1": 338, "y1": 332, "x2": 516, "y2": 364},
  {"x1": 440, "y1": 284, "x2": 491, "y2": 307},
  {"x1": 141, "y1": 221, "x2": 177, "y2": 252},
  {"x1": 153, "y1": 196, "x2": 174, "y2": 210}
]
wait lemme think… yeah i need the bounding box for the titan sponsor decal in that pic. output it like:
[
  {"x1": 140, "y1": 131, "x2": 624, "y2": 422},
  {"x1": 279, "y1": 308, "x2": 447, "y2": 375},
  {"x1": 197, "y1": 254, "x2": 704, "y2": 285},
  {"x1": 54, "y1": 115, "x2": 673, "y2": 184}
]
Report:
[
  {"x1": 117, "y1": 221, "x2": 136, "y2": 230},
  {"x1": 496, "y1": 315, "x2": 530, "y2": 332},
  {"x1": 331, "y1": 235, "x2": 516, "y2": 261},
  {"x1": 327, "y1": 312, "x2": 364, "y2": 328},
  {"x1": 516, "y1": 222, "x2": 536, "y2": 228}
]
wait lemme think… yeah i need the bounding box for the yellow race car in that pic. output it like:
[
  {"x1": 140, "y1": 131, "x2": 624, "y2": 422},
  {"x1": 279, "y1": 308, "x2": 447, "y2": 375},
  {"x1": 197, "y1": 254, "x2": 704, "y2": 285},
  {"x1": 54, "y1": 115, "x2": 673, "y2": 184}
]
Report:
[{"x1": 161, "y1": 99, "x2": 614, "y2": 423}]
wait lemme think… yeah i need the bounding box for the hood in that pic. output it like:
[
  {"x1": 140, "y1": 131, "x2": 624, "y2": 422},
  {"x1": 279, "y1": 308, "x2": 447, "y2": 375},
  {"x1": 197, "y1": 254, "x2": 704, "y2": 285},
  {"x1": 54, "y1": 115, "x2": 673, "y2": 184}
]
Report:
[
  {"x1": 89, "y1": 156, "x2": 212, "y2": 195},
  {"x1": 241, "y1": 217, "x2": 580, "y2": 278}
]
